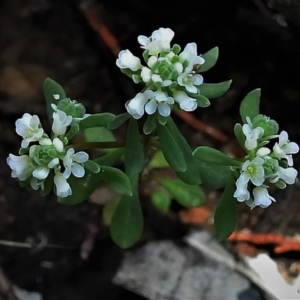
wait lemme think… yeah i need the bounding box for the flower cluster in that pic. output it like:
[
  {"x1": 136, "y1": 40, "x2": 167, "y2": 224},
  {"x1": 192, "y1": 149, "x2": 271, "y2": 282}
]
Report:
[
  {"x1": 7, "y1": 100, "x2": 91, "y2": 198},
  {"x1": 234, "y1": 115, "x2": 299, "y2": 209},
  {"x1": 116, "y1": 28, "x2": 205, "y2": 119}
]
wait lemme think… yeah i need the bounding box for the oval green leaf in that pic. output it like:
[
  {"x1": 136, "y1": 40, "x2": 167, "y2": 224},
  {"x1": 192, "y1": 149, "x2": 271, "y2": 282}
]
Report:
[
  {"x1": 57, "y1": 171, "x2": 101, "y2": 205},
  {"x1": 214, "y1": 174, "x2": 237, "y2": 241},
  {"x1": 108, "y1": 112, "x2": 130, "y2": 130},
  {"x1": 43, "y1": 78, "x2": 67, "y2": 121},
  {"x1": 97, "y1": 165, "x2": 132, "y2": 196},
  {"x1": 150, "y1": 190, "x2": 171, "y2": 213},
  {"x1": 234, "y1": 123, "x2": 246, "y2": 150},
  {"x1": 79, "y1": 113, "x2": 115, "y2": 131},
  {"x1": 200, "y1": 47, "x2": 219, "y2": 72},
  {"x1": 110, "y1": 174, "x2": 143, "y2": 249},
  {"x1": 239, "y1": 89, "x2": 261, "y2": 123},
  {"x1": 156, "y1": 121, "x2": 187, "y2": 172},
  {"x1": 158, "y1": 178, "x2": 205, "y2": 208},
  {"x1": 199, "y1": 80, "x2": 232, "y2": 99},
  {"x1": 103, "y1": 197, "x2": 121, "y2": 226},
  {"x1": 193, "y1": 146, "x2": 241, "y2": 166},
  {"x1": 94, "y1": 148, "x2": 125, "y2": 166},
  {"x1": 125, "y1": 118, "x2": 145, "y2": 176},
  {"x1": 143, "y1": 114, "x2": 157, "y2": 135},
  {"x1": 166, "y1": 118, "x2": 202, "y2": 184},
  {"x1": 195, "y1": 160, "x2": 231, "y2": 189}
]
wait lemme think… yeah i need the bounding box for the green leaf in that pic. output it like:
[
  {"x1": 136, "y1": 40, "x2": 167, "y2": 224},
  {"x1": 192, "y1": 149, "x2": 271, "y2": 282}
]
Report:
[
  {"x1": 94, "y1": 148, "x2": 124, "y2": 166},
  {"x1": 108, "y1": 112, "x2": 130, "y2": 130},
  {"x1": 158, "y1": 178, "x2": 205, "y2": 208},
  {"x1": 143, "y1": 114, "x2": 157, "y2": 135},
  {"x1": 147, "y1": 150, "x2": 169, "y2": 170},
  {"x1": 196, "y1": 95, "x2": 210, "y2": 107},
  {"x1": 150, "y1": 190, "x2": 171, "y2": 213},
  {"x1": 156, "y1": 121, "x2": 187, "y2": 172},
  {"x1": 66, "y1": 124, "x2": 80, "y2": 140},
  {"x1": 103, "y1": 197, "x2": 121, "y2": 226},
  {"x1": 97, "y1": 165, "x2": 132, "y2": 196},
  {"x1": 125, "y1": 118, "x2": 145, "y2": 176},
  {"x1": 199, "y1": 80, "x2": 232, "y2": 99},
  {"x1": 193, "y1": 146, "x2": 241, "y2": 166},
  {"x1": 157, "y1": 114, "x2": 168, "y2": 125},
  {"x1": 239, "y1": 89, "x2": 261, "y2": 123},
  {"x1": 79, "y1": 113, "x2": 115, "y2": 131},
  {"x1": 234, "y1": 123, "x2": 246, "y2": 150},
  {"x1": 214, "y1": 174, "x2": 237, "y2": 240},
  {"x1": 195, "y1": 160, "x2": 231, "y2": 189},
  {"x1": 85, "y1": 127, "x2": 115, "y2": 143},
  {"x1": 57, "y1": 171, "x2": 101, "y2": 205},
  {"x1": 40, "y1": 172, "x2": 53, "y2": 196},
  {"x1": 166, "y1": 118, "x2": 202, "y2": 185},
  {"x1": 110, "y1": 174, "x2": 143, "y2": 249},
  {"x1": 84, "y1": 160, "x2": 101, "y2": 173},
  {"x1": 43, "y1": 78, "x2": 67, "y2": 120},
  {"x1": 200, "y1": 47, "x2": 219, "y2": 72}
]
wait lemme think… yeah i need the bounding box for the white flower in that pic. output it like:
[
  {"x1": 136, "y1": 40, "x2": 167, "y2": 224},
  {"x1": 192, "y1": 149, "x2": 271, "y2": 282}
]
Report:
[
  {"x1": 116, "y1": 50, "x2": 142, "y2": 71},
  {"x1": 16, "y1": 113, "x2": 44, "y2": 148},
  {"x1": 53, "y1": 138, "x2": 64, "y2": 153},
  {"x1": 256, "y1": 147, "x2": 271, "y2": 157},
  {"x1": 141, "y1": 67, "x2": 152, "y2": 83},
  {"x1": 7, "y1": 154, "x2": 33, "y2": 181},
  {"x1": 273, "y1": 131, "x2": 299, "y2": 166},
  {"x1": 63, "y1": 148, "x2": 89, "y2": 179},
  {"x1": 144, "y1": 90, "x2": 174, "y2": 117},
  {"x1": 177, "y1": 72, "x2": 203, "y2": 94},
  {"x1": 242, "y1": 118, "x2": 264, "y2": 150},
  {"x1": 272, "y1": 166, "x2": 298, "y2": 185},
  {"x1": 54, "y1": 172, "x2": 72, "y2": 197},
  {"x1": 252, "y1": 187, "x2": 275, "y2": 208},
  {"x1": 179, "y1": 43, "x2": 205, "y2": 69},
  {"x1": 52, "y1": 110, "x2": 72, "y2": 136},
  {"x1": 138, "y1": 28, "x2": 174, "y2": 55},
  {"x1": 234, "y1": 176, "x2": 250, "y2": 202},
  {"x1": 32, "y1": 166, "x2": 50, "y2": 180},
  {"x1": 240, "y1": 157, "x2": 265, "y2": 186},
  {"x1": 125, "y1": 93, "x2": 148, "y2": 119},
  {"x1": 173, "y1": 91, "x2": 197, "y2": 111}
]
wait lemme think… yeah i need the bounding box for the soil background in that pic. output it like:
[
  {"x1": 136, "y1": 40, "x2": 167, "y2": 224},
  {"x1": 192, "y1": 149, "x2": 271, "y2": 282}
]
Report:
[{"x1": 1, "y1": 0, "x2": 300, "y2": 299}]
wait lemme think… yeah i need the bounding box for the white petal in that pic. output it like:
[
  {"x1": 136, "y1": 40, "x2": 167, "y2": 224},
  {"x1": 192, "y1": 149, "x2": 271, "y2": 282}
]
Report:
[
  {"x1": 33, "y1": 166, "x2": 50, "y2": 180},
  {"x1": 144, "y1": 90, "x2": 155, "y2": 99},
  {"x1": 158, "y1": 103, "x2": 171, "y2": 117},
  {"x1": 54, "y1": 172, "x2": 71, "y2": 197},
  {"x1": 141, "y1": 67, "x2": 152, "y2": 83},
  {"x1": 73, "y1": 151, "x2": 89, "y2": 163},
  {"x1": 155, "y1": 91, "x2": 168, "y2": 102},
  {"x1": 71, "y1": 163, "x2": 85, "y2": 178},
  {"x1": 145, "y1": 100, "x2": 157, "y2": 115},
  {"x1": 277, "y1": 166, "x2": 297, "y2": 184},
  {"x1": 137, "y1": 35, "x2": 148, "y2": 47},
  {"x1": 279, "y1": 131, "x2": 288, "y2": 144},
  {"x1": 252, "y1": 187, "x2": 275, "y2": 208},
  {"x1": 193, "y1": 74, "x2": 203, "y2": 85},
  {"x1": 53, "y1": 138, "x2": 64, "y2": 152},
  {"x1": 185, "y1": 84, "x2": 197, "y2": 94},
  {"x1": 147, "y1": 56, "x2": 158, "y2": 68},
  {"x1": 116, "y1": 50, "x2": 141, "y2": 71}
]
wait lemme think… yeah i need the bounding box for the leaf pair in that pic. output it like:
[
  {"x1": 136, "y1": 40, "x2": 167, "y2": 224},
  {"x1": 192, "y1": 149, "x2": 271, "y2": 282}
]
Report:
[{"x1": 157, "y1": 117, "x2": 202, "y2": 185}]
